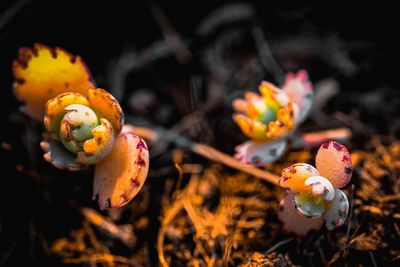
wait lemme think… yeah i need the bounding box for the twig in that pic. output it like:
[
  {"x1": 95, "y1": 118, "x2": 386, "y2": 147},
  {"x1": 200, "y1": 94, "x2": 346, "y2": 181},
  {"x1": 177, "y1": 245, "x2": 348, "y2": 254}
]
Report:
[
  {"x1": 80, "y1": 207, "x2": 136, "y2": 248},
  {"x1": 290, "y1": 128, "x2": 352, "y2": 149},
  {"x1": 148, "y1": 1, "x2": 192, "y2": 64},
  {"x1": 0, "y1": 0, "x2": 30, "y2": 32},
  {"x1": 130, "y1": 125, "x2": 280, "y2": 185},
  {"x1": 252, "y1": 27, "x2": 285, "y2": 83},
  {"x1": 265, "y1": 237, "x2": 294, "y2": 254}
]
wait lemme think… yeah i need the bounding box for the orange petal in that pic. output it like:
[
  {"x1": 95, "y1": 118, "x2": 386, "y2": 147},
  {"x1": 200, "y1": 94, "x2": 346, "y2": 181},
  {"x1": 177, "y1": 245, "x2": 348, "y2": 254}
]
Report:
[
  {"x1": 12, "y1": 44, "x2": 95, "y2": 121},
  {"x1": 233, "y1": 114, "x2": 268, "y2": 141},
  {"x1": 88, "y1": 88, "x2": 124, "y2": 135},
  {"x1": 232, "y1": 99, "x2": 249, "y2": 113},
  {"x1": 93, "y1": 126, "x2": 149, "y2": 210},
  {"x1": 76, "y1": 118, "x2": 115, "y2": 165},
  {"x1": 279, "y1": 163, "x2": 319, "y2": 193},
  {"x1": 278, "y1": 194, "x2": 323, "y2": 237},
  {"x1": 244, "y1": 91, "x2": 261, "y2": 102},
  {"x1": 315, "y1": 141, "x2": 352, "y2": 188},
  {"x1": 44, "y1": 93, "x2": 90, "y2": 140}
]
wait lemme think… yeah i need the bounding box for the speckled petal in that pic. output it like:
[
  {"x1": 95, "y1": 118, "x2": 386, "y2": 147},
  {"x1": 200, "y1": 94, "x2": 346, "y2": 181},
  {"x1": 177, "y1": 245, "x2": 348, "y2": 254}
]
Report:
[
  {"x1": 93, "y1": 125, "x2": 149, "y2": 210},
  {"x1": 88, "y1": 88, "x2": 124, "y2": 135},
  {"x1": 305, "y1": 176, "x2": 335, "y2": 201},
  {"x1": 76, "y1": 118, "x2": 115, "y2": 165},
  {"x1": 234, "y1": 139, "x2": 287, "y2": 166},
  {"x1": 315, "y1": 141, "x2": 352, "y2": 188},
  {"x1": 40, "y1": 141, "x2": 83, "y2": 171},
  {"x1": 281, "y1": 70, "x2": 313, "y2": 124},
  {"x1": 278, "y1": 194, "x2": 324, "y2": 236},
  {"x1": 294, "y1": 192, "x2": 325, "y2": 218},
  {"x1": 12, "y1": 44, "x2": 95, "y2": 121},
  {"x1": 279, "y1": 163, "x2": 319, "y2": 193},
  {"x1": 44, "y1": 93, "x2": 90, "y2": 140},
  {"x1": 325, "y1": 189, "x2": 349, "y2": 230}
]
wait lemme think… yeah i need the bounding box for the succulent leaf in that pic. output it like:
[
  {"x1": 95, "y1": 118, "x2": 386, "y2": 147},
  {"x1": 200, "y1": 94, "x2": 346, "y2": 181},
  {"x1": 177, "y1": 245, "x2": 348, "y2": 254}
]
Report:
[
  {"x1": 279, "y1": 163, "x2": 319, "y2": 193},
  {"x1": 294, "y1": 192, "x2": 325, "y2": 218},
  {"x1": 88, "y1": 88, "x2": 124, "y2": 135},
  {"x1": 44, "y1": 93, "x2": 90, "y2": 140},
  {"x1": 315, "y1": 141, "x2": 352, "y2": 188},
  {"x1": 325, "y1": 189, "x2": 349, "y2": 230},
  {"x1": 59, "y1": 104, "x2": 99, "y2": 153},
  {"x1": 304, "y1": 176, "x2": 335, "y2": 201},
  {"x1": 278, "y1": 194, "x2": 324, "y2": 236},
  {"x1": 40, "y1": 141, "x2": 83, "y2": 171},
  {"x1": 93, "y1": 125, "x2": 149, "y2": 210},
  {"x1": 12, "y1": 43, "x2": 95, "y2": 121},
  {"x1": 76, "y1": 118, "x2": 115, "y2": 164}
]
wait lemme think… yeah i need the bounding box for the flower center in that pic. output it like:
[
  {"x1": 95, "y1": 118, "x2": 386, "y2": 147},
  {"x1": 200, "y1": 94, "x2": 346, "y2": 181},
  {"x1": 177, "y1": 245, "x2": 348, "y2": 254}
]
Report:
[
  {"x1": 59, "y1": 104, "x2": 99, "y2": 153},
  {"x1": 251, "y1": 98, "x2": 280, "y2": 125}
]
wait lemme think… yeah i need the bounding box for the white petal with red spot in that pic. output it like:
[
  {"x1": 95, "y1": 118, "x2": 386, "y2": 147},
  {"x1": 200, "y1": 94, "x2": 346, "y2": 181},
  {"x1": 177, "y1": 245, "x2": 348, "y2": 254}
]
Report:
[{"x1": 305, "y1": 176, "x2": 335, "y2": 201}]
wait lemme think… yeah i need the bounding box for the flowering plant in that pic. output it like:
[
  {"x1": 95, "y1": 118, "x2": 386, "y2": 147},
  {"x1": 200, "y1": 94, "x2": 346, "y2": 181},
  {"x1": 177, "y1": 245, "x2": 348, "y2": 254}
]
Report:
[
  {"x1": 232, "y1": 70, "x2": 313, "y2": 166},
  {"x1": 278, "y1": 141, "x2": 352, "y2": 236},
  {"x1": 12, "y1": 44, "x2": 149, "y2": 210}
]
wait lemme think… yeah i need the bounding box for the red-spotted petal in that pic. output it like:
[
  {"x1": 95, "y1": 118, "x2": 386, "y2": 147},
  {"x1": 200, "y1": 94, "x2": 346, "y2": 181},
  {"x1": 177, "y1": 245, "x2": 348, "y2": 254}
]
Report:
[
  {"x1": 93, "y1": 125, "x2": 149, "y2": 210},
  {"x1": 315, "y1": 141, "x2": 352, "y2": 188},
  {"x1": 12, "y1": 44, "x2": 95, "y2": 121},
  {"x1": 87, "y1": 88, "x2": 124, "y2": 135},
  {"x1": 278, "y1": 194, "x2": 323, "y2": 236},
  {"x1": 279, "y1": 163, "x2": 319, "y2": 193}
]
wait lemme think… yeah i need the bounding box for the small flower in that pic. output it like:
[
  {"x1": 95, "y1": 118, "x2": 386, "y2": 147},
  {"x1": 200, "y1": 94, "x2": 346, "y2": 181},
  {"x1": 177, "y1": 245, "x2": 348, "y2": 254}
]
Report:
[
  {"x1": 12, "y1": 44, "x2": 149, "y2": 210},
  {"x1": 41, "y1": 88, "x2": 123, "y2": 170},
  {"x1": 278, "y1": 141, "x2": 353, "y2": 236},
  {"x1": 232, "y1": 70, "x2": 313, "y2": 166}
]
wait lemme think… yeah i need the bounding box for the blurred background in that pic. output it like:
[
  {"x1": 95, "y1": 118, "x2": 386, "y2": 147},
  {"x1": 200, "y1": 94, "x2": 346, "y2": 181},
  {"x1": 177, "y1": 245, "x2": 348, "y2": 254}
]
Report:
[{"x1": 1, "y1": 1, "x2": 399, "y2": 266}]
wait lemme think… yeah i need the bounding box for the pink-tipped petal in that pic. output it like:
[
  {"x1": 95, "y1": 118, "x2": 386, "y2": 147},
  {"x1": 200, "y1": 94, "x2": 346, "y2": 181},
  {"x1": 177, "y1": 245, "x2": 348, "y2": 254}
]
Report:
[
  {"x1": 278, "y1": 194, "x2": 324, "y2": 236},
  {"x1": 234, "y1": 139, "x2": 287, "y2": 166},
  {"x1": 325, "y1": 189, "x2": 349, "y2": 230},
  {"x1": 93, "y1": 126, "x2": 149, "y2": 210},
  {"x1": 315, "y1": 141, "x2": 352, "y2": 188},
  {"x1": 281, "y1": 70, "x2": 313, "y2": 124}
]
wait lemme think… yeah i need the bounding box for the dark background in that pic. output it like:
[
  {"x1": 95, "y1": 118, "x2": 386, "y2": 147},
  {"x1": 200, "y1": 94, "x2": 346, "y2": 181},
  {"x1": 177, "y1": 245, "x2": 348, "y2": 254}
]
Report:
[{"x1": 0, "y1": 1, "x2": 399, "y2": 266}]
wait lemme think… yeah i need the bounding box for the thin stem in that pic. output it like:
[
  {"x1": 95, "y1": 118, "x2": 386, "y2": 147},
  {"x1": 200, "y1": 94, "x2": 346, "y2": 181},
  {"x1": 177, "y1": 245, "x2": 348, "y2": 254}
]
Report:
[{"x1": 130, "y1": 126, "x2": 280, "y2": 185}]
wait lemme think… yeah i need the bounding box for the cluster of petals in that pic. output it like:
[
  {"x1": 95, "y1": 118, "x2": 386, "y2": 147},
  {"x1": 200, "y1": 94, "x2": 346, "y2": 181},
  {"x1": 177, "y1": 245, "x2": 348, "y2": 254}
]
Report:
[
  {"x1": 278, "y1": 141, "x2": 353, "y2": 236},
  {"x1": 232, "y1": 70, "x2": 313, "y2": 166},
  {"x1": 12, "y1": 44, "x2": 149, "y2": 210}
]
